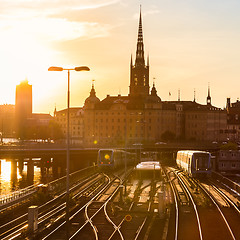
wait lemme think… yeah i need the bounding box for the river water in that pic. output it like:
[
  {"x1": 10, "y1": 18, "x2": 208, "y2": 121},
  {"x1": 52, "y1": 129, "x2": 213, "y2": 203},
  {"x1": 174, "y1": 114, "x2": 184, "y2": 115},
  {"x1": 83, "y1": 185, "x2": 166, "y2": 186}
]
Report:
[
  {"x1": 0, "y1": 159, "x2": 42, "y2": 196},
  {"x1": 0, "y1": 138, "x2": 47, "y2": 195}
]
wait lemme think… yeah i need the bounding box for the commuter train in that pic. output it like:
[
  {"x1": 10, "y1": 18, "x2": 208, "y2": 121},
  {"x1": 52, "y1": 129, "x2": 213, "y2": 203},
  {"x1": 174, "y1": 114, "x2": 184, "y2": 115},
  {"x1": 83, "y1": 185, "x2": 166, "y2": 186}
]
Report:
[
  {"x1": 97, "y1": 149, "x2": 136, "y2": 169},
  {"x1": 176, "y1": 150, "x2": 211, "y2": 177}
]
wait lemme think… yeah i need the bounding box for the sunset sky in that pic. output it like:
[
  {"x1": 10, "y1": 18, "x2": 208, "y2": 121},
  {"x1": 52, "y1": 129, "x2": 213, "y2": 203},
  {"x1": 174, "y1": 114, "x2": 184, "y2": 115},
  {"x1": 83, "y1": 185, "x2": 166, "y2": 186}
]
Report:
[{"x1": 1, "y1": 0, "x2": 240, "y2": 114}]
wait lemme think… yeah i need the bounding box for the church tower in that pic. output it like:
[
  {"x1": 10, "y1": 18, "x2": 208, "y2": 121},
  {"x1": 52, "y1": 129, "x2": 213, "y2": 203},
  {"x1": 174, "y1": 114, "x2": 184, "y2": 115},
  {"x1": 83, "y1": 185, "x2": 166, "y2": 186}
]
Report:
[
  {"x1": 129, "y1": 7, "x2": 149, "y2": 97},
  {"x1": 207, "y1": 83, "x2": 211, "y2": 105}
]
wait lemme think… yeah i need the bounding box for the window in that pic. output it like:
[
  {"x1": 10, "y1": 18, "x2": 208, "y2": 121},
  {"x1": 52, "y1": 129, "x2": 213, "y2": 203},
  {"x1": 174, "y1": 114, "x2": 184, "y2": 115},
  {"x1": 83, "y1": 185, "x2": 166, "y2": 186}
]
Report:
[{"x1": 134, "y1": 77, "x2": 137, "y2": 85}]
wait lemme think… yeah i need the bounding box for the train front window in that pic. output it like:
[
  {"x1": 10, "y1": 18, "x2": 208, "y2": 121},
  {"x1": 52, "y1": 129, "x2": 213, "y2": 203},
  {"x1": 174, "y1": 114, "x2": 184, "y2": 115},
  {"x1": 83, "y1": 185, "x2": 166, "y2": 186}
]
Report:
[
  {"x1": 194, "y1": 153, "x2": 209, "y2": 169},
  {"x1": 100, "y1": 151, "x2": 112, "y2": 164}
]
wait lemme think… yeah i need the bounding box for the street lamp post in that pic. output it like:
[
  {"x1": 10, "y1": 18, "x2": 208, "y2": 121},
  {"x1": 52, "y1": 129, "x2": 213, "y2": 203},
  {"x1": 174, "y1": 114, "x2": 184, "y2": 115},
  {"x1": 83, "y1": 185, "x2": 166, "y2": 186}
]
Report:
[{"x1": 48, "y1": 66, "x2": 90, "y2": 239}]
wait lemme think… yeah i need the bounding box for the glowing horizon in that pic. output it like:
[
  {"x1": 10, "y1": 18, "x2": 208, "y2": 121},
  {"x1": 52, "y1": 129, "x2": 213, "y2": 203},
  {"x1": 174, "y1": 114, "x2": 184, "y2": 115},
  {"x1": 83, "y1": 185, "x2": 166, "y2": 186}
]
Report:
[{"x1": 1, "y1": 0, "x2": 240, "y2": 114}]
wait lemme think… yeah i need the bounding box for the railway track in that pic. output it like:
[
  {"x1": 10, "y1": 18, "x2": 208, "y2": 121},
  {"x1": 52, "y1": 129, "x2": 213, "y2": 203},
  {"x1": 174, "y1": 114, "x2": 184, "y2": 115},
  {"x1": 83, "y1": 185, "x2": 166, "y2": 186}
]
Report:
[
  {"x1": 199, "y1": 178, "x2": 240, "y2": 240},
  {"x1": 183, "y1": 173, "x2": 240, "y2": 240},
  {"x1": 179, "y1": 171, "x2": 239, "y2": 240},
  {"x1": 48, "y1": 170, "x2": 161, "y2": 240},
  {"x1": 70, "y1": 175, "x2": 123, "y2": 239},
  {"x1": 0, "y1": 173, "x2": 106, "y2": 240},
  {"x1": 39, "y1": 174, "x2": 122, "y2": 240},
  {"x1": 166, "y1": 167, "x2": 203, "y2": 240},
  {"x1": 167, "y1": 166, "x2": 240, "y2": 240}
]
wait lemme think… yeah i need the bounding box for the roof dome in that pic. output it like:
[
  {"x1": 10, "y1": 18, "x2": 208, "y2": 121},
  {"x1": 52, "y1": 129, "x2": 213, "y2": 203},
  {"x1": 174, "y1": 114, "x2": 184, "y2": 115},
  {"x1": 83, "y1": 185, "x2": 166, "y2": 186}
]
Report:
[
  {"x1": 84, "y1": 84, "x2": 100, "y2": 106},
  {"x1": 146, "y1": 83, "x2": 161, "y2": 103}
]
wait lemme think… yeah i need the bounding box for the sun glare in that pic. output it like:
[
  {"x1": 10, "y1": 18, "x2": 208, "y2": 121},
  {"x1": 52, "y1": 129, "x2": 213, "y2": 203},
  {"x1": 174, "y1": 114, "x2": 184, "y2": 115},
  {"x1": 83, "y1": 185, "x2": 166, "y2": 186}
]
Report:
[
  {"x1": 0, "y1": 24, "x2": 57, "y2": 105},
  {"x1": 1, "y1": 160, "x2": 11, "y2": 182}
]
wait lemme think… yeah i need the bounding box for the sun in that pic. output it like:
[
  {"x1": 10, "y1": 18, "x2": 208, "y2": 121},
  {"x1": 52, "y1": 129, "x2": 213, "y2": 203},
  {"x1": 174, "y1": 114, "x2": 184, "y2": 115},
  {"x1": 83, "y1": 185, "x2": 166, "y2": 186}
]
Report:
[{"x1": 0, "y1": 27, "x2": 58, "y2": 106}]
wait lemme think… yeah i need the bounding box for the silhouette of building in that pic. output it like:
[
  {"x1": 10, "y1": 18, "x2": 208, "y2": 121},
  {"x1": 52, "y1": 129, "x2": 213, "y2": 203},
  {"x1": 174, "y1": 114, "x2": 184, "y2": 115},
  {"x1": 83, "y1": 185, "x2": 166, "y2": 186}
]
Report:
[
  {"x1": 15, "y1": 80, "x2": 54, "y2": 140},
  {"x1": 0, "y1": 104, "x2": 15, "y2": 139},
  {"x1": 226, "y1": 98, "x2": 240, "y2": 142},
  {"x1": 15, "y1": 80, "x2": 32, "y2": 138}
]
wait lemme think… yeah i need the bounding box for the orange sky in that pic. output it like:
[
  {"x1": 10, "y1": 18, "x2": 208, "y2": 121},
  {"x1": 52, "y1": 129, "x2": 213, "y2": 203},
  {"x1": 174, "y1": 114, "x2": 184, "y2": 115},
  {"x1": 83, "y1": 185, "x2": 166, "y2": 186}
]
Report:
[{"x1": 1, "y1": 0, "x2": 240, "y2": 114}]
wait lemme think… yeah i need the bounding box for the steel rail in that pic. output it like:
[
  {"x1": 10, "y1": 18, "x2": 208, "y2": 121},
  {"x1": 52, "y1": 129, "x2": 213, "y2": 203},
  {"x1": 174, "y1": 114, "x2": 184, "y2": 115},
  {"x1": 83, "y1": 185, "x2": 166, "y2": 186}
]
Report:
[
  {"x1": 197, "y1": 180, "x2": 236, "y2": 240},
  {"x1": 133, "y1": 201, "x2": 152, "y2": 240},
  {"x1": 78, "y1": 177, "x2": 122, "y2": 240},
  {"x1": 69, "y1": 174, "x2": 116, "y2": 239},
  {"x1": 177, "y1": 172, "x2": 203, "y2": 240},
  {"x1": 208, "y1": 180, "x2": 240, "y2": 215},
  {"x1": 0, "y1": 174, "x2": 103, "y2": 240},
  {"x1": 42, "y1": 175, "x2": 110, "y2": 240},
  {"x1": 69, "y1": 168, "x2": 135, "y2": 240},
  {"x1": 0, "y1": 166, "x2": 96, "y2": 210},
  {"x1": 165, "y1": 168, "x2": 179, "y2": 240},
  {"x1": 107, "y1": 178, "x2": 144, "y2": 240}
]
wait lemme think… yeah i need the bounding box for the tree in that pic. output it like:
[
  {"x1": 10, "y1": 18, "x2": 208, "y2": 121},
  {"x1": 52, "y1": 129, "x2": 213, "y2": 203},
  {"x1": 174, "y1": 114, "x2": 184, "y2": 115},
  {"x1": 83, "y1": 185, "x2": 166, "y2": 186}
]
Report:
[
  {"x1": 49, "y1": 120, "x2": 64, "y2": 140},
  {"x1": 220, "y1": 142, "x2": 237, "y2": 150}
]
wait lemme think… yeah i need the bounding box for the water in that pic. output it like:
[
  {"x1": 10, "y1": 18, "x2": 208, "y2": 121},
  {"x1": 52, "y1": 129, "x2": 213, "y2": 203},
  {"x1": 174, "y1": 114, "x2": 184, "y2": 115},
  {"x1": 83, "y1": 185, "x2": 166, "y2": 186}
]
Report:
[
  {"x1": 0, "y1": 159, "x2": 42, "y2": 196},
  {"x1": 1, "y1": 137, "x2": 19, "y2": 145}
]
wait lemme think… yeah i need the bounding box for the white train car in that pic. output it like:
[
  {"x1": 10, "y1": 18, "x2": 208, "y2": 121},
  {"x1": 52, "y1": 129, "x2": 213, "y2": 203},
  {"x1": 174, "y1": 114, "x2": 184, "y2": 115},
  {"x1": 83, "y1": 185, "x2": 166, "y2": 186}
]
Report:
[{"x1": 176, "y1": 150, "x2": 211, "y2": 177}]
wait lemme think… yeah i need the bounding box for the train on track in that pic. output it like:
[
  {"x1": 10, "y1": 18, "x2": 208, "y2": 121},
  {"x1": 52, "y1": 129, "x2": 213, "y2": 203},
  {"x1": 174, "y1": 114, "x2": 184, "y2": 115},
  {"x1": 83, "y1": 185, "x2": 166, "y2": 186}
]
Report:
[
  {"x1": 176, "y1": 150, "x2": 211, "y2": 177},
  {"x1": 135, "y1": 161, "x2": 161, "y2": 178},
  {"x1": 97, "y1": 149, "x2": 136, "y2": 169}
]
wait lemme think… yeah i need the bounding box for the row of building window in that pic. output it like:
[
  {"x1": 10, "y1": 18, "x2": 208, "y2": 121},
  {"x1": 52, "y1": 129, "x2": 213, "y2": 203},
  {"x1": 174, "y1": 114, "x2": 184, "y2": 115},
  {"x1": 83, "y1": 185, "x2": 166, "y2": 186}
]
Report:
[{"x1": 220, "y1": 163, "x2": 238, "y2": 168}]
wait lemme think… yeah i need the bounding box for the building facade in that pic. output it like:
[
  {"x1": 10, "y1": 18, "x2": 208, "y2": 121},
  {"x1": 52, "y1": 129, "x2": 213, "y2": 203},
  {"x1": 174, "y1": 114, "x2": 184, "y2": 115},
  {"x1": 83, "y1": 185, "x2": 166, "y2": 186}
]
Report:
[
  {"x1": 55, "y1": 107, "x2": 84, "y2": 144},
  {"x1": 226, "y1": 98, "x2": 240, "y2": 142},
  {"x1": 54, "y1": 9, "x2": 228, "y2": 147},
  {"x1": 217, "y1": 150, "x2": 240, "y2": 172}
]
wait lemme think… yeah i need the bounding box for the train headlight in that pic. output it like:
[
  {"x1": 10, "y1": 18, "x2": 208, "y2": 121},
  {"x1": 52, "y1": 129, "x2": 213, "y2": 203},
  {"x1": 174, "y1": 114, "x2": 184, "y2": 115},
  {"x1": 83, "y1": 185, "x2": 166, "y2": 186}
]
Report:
[{"x1": 104, "y1": 154, "x2": 110, "y2": 160}]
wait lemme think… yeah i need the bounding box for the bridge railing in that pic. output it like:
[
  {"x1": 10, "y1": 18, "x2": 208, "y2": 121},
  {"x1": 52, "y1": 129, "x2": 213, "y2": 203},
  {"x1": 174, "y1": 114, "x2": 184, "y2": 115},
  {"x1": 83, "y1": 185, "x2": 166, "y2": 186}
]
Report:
[{"x1": 0, "y1": 184, "x2": 38, "y2": 209}]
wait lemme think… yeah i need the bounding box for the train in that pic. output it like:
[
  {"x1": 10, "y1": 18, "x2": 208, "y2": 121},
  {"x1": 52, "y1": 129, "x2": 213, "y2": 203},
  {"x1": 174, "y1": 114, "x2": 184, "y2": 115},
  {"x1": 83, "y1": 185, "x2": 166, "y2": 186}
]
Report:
[
  {"x1": 176, "y1": 150, "x2": 211, "y2": 177},
  {"x1": 97, "y1": 149, "x2": 136, "y2": 169},
  {"x1": 135, "y1": 161, "x2": 161, "y2": 178}
]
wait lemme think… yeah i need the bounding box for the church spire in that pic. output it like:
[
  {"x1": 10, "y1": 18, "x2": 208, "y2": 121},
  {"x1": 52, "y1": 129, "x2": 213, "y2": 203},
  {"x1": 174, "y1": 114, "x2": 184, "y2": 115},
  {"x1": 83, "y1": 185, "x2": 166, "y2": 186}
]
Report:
[
  {"x1": 90, "y1": 79, "x2": 96, "y2": 97},
  {"x1": 207, "y1": 83, "x2": 211, "y2": 105},
  {"x1": 129, "y1": 6, "x2": 150, "y2": 97},
  {"x1": 135, "y1": 5, "x2": 145, "y2": 66}
]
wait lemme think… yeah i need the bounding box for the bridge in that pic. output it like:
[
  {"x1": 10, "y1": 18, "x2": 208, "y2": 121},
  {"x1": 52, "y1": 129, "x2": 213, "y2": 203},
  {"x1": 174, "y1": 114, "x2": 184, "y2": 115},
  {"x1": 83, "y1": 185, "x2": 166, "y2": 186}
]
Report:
[{"x1": 0, "y1": 143, "x2": 219, "y2": 182}]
